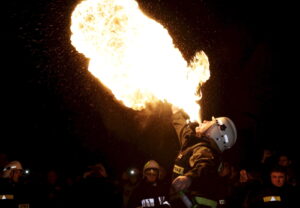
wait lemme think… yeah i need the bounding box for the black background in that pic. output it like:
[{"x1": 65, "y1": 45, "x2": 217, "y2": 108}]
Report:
[{"x1": 2, "y1": 0, "x2": 298, "y2": 176}]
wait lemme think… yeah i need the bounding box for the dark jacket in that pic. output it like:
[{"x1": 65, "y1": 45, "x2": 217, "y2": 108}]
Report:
[
  {"x1": 246, "y1": 184, "x2": 297, "y2": 208},
  {"x1": 127, "y1": 179, "x2": 170, "y2": 208},
  {"x1": 71, "y1": 177, "x2": 123, "y2": 208},
  {"x1": 0, "y1": 178, "x2": 34, "y2": 208},
  {"x1": 171, "y1": 111, "x2": 225, "y2": 203}
]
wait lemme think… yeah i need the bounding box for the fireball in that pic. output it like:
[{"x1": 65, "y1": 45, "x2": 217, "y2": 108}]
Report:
[{"x1": 70, "y1": 0, "x2": 210, "y2": 122}]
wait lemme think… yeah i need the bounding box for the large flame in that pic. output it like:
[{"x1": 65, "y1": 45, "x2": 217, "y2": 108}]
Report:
[{"x1": 70, "y1": 0, "x2": 210, "y2": 122}]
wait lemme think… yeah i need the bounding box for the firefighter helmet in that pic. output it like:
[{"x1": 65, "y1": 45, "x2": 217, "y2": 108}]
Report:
[
  {"x1": 198, "y1": 117, "x2": 237, "y2": 152},
  {"x1": 143, "y1": 160, "x2": 160, "y2": 177},
  {"x1": 1, "y1": 160, "x2": 23, "y2": 178}
]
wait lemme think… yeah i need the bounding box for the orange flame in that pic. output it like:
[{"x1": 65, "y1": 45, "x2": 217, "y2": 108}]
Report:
[{"x1": 70, "y1": 0, "x2": 210, "y2": 122}]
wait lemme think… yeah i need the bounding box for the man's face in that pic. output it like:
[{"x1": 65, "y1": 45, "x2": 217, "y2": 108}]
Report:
[
  {"x1": 8, "y1": 169, "x2": 23, "y2": 183},
  {"x1": 196, "y1": 120, "x2": 214, "y2": 137},
  {"x1": 144, "y1": 169, "x2": 158, "y2": 183},
  {"x1": 278, "y1": 156, "x2": 290, "y2": 167},
  {"x1": 271, "y1": 171, "x2": 285, "y2": 187}
]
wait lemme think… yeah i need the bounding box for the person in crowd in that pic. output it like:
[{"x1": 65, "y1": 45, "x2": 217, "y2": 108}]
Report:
[
  {"x1": 121, "y1": 167, "x2": 141, "y2": 208},
  {"x1": 0, "y1": 160, "x2": 33, "y2": 208},
  {"x1": 245, "y1": 165, "x2": 297, "y2": 208},
  {"x1": 71, "y1": 161, "x2": 123, "y2": 208},
  {"x1": 39, "y1": 169, "x2": 65, "y2": 208},
  {"x1": 170, "y1": 108, "x2": 237, "y2": 208},
  {"x1": 127, "y1": 160, "x2": 170, "y2": 208},
  {"x1": 258, "y1": 147, "x2": 276, "y2": 184},
  {"x1": 260, "y1": 147, "x2": 274, "y2": 165},
  {"x1": 228, "y1": 162, "x2": 263, "y2": 208},
  {"x1": 276, "y1": 152, "x2": 298, "y2": 186}
]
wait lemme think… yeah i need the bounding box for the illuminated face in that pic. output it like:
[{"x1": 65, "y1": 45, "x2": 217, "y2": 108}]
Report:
[
  {"x1": 10, "y1": 169, "x2": 23, "y2": 183},
  {"x1": 271, "y1": 171, "x2": 285, "y2": 187},
  {"x1": 278, "y1": 156, "x2": 290, "y2": 167},
  {"x1": 144, "y1": 169, "x2": 159, "y2": 183}
]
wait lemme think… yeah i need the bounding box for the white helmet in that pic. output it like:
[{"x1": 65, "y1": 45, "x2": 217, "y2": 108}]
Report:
[
  {"x1": 2, "y1": 161, "x2": 23, "y2": 178},
  {"x1": 143, "y1": 160, "x2": 160, "y2": 177},
  {"x1": 198, "y1": 117, "x2": 237, "y2": 152}
]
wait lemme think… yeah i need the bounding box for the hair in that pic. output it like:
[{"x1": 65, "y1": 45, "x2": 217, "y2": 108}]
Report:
[{"x1": 269, "y1": 165, "x2": 287, "y2": 175}]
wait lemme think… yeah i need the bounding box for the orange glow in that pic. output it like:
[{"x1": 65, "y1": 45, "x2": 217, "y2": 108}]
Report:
[{"x1": 70, "y1": 0, "x2": 210, "y2": 122}]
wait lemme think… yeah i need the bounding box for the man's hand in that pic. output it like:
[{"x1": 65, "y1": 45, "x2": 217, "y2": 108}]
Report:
[{"x1": 172, "y1": 175, "x2": 192, "y2": 192}]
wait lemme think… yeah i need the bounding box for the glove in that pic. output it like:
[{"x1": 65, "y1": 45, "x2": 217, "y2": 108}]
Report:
[
  {"x1": 172, "y1": 175, "x2": 192, "y2": 192},
  {"x1": 188, "y1": 121, "x2": 199, "y2": 133}
]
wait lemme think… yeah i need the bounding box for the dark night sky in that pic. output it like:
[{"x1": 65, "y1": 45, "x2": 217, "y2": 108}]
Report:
[{"x1": 2, "y1": 0, "x2": 298, "y2": 176}]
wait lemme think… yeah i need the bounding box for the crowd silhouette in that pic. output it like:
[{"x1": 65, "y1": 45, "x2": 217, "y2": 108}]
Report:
[{"x1": 0, "y1": 147, "x2": 298, "y2": 208}]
